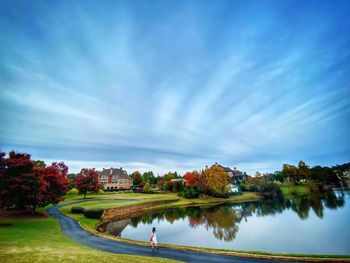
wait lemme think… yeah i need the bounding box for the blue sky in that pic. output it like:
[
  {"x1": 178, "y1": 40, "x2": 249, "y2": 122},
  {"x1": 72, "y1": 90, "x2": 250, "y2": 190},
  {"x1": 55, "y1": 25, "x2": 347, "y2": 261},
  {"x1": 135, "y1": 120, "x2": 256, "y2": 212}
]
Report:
[{"x1": 0, "y1": 0, "x2": 349, "y2": 174}]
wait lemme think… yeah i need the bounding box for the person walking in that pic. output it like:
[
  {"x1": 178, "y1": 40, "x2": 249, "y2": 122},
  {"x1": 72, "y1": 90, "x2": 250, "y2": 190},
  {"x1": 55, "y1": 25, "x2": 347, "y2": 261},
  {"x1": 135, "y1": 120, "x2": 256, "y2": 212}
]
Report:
[{"x1": 150, "y1": 227, "x2": 158, "y2": 252}]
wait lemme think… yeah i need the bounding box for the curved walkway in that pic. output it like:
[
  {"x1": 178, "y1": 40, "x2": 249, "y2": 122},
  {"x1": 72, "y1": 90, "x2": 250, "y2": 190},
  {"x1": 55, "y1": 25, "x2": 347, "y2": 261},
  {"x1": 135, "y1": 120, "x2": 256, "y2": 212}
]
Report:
[{"x1": 48, "y1": 199, "x2": 300, "y2": 263}]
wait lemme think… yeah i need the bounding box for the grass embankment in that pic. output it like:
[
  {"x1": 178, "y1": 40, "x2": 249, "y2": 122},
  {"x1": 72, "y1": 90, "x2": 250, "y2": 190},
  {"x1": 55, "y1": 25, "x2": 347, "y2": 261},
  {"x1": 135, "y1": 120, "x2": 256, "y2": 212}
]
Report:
[
  {"x1": 60, "y1": 192, "x2": 261, "y2": 231},
  {"x1": 0, "y1": 213, "x2": 180, "y2": 263}
]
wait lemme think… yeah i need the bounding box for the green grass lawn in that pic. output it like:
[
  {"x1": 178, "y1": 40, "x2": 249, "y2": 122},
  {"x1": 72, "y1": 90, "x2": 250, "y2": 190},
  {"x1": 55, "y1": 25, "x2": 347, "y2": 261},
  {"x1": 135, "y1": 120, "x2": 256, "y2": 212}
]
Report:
[
  {"x1": 0, "y1": 215, "x2": 180, "y2": 263},
  {"x1": 280, "y1": 184, "x2": 311, "y2": 196}
]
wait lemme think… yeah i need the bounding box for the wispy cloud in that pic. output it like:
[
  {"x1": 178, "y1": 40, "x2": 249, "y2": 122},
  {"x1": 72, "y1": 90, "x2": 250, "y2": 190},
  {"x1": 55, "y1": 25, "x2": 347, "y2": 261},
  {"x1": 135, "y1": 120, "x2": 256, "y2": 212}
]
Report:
[{"x1": 1, "y1": 0, "x2": 349, "y2": 174}]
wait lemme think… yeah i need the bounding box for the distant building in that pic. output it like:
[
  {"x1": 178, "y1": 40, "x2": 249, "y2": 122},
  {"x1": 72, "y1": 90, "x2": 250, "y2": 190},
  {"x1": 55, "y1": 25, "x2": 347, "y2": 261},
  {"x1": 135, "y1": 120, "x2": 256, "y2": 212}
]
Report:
[
  {"x1": 212, "y1": 163, "x2": 247, "y2": 184},
  {"x1": 97, "y1": 167, "x2": 133, "y2": 190}
]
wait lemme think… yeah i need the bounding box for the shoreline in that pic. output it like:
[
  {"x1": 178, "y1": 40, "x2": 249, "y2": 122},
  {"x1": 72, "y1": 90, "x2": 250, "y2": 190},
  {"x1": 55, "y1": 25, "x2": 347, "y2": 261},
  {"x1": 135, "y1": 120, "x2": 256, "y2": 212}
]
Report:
[{"x1": 59, "y1": 193, "x2": 350, "y2": 262}]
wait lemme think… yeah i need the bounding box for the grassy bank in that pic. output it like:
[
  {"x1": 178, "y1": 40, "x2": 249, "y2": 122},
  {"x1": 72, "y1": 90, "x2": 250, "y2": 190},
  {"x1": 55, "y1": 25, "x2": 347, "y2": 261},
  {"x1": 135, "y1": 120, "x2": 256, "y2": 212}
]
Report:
[
  {"x1": 0, "y1": 214, "x2": 180, "y2": 263},
  {"x1": 59, "y1": 192, "x2": 261, "y2": 230},
  {"x1": 280, "y1": 183, "x2": 311, "y2": 196}
]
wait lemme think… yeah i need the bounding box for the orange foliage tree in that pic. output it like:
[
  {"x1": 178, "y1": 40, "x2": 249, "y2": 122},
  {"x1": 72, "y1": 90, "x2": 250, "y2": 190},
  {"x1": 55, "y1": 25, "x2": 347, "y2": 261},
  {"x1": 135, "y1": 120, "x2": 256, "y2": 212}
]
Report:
[{"x1": 183, "y1": 171, "x2": 200, "y2": 186}]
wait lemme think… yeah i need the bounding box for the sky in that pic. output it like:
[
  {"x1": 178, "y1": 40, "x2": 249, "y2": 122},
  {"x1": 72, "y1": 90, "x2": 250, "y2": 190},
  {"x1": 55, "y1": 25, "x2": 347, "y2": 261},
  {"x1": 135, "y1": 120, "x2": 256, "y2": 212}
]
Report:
[{"x1": 0, "y1": 0, "x2": 349, "y2": 175}]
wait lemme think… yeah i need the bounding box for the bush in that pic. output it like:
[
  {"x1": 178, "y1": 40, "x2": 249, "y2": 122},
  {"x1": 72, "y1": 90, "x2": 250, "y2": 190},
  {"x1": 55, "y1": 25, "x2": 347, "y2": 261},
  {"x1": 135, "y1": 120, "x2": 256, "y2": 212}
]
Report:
[
  {"x1": 83, "y1": 208, "x2": 104, "y2": 219},
  {"x1": 172, "y1": 181, "x2": 184, "y2": 193},
  {"x1": 257, "y1": 181, "x2": 282, "y2": 198},
  {"x1": 207, "y1": 189, "x2": 229, "y2": 198},
  {"x1": 97, "y1": 189, "x2": 105, "y2": 195},
  {"x1": 238, "y1": 183, "x2": 246, "y2": 192},
  {"x1": 143, "y1": 183, "x2": 152, "y2": 193},
  {"x1": 66, "y1": 188, "x2": 79, "y2": 195},
  {"x1": 178, "y1": 186, "x2": 200, "y2": 199},
  {"x1": 71, "y1": 206, "x2": 85, "y2": 214},
  {"x1": 199, "y1": 193, "x2": 210, "y2": 199}
]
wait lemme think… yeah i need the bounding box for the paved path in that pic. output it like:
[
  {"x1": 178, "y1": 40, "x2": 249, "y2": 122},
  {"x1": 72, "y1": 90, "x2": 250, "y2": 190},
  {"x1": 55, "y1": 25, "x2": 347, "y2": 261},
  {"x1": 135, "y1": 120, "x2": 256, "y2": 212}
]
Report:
[{"x1": 48, "y1": 199, "x2": 301, "y2": 263}]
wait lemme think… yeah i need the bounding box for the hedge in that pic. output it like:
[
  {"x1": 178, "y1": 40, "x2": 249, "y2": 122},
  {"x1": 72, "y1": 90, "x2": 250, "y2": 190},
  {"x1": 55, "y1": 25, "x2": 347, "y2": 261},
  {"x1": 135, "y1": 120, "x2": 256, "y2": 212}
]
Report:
[
  {"x1": 71, "y1": 206, "x2": 85, "y2": 214},
  {"x1": 83, "y1": 208, "x2": 104, "y2": 219}
]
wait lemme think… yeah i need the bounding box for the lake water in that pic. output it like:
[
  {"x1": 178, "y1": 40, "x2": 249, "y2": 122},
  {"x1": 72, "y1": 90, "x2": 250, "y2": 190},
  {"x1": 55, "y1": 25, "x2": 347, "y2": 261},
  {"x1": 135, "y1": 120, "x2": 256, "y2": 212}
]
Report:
[{"x1": 106, "y1": 189, "x2": 350, "y2": 255}]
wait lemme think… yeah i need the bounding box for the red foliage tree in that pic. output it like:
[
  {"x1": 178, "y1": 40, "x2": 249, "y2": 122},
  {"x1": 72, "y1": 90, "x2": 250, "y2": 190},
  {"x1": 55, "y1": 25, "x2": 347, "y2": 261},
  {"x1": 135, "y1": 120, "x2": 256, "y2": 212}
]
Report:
[
  {"x1": 183, "y1": 171, "x2": 199, "y2": 187},
  {"x1": 0, "y1": 151, "x2": 69, "y2": 212},
  {"x1": 35, "y1": 162, "x2": 69, "y2": 211},
  {"x1": 0, "y1": 151, "x2": 39, "y2": 210},
  {"x1": 75, "y1": 168, "x2": 101, "y2": 199}
]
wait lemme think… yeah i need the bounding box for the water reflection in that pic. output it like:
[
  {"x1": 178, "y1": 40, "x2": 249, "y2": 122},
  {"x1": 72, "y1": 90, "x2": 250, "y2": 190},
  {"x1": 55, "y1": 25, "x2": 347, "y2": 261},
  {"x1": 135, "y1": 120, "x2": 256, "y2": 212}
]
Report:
[{"x1": 106, "y1": 189, "x2": 347, "y2": 243}]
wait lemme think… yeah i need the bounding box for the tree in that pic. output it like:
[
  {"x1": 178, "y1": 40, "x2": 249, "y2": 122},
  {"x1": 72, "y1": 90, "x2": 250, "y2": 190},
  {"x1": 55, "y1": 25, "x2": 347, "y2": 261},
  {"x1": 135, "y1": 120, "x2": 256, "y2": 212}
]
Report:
[
  {"x1": 281, "y1": 164, "x2": 297, "y2": 183},
  {"x1": 34, "y1": 160, "x2": 46, "y2": 168},
  {"x1": 163, "y1": 171, "x2": 179, "y2": 181},
  {"x1": 142, "y1": 171, "x2": 156, "y2": 185},
  {"x1": 34, "y1": 163, "x2": 69, "y2": 211},
  {"x1": 131, "y1": 171, "x2": 143, "y2": 186},
  {"x1": 143, "y1": 182, "x2": 152, "y2": 193},
  {"x1": 183, "y1": 171, "x2": 199, "y2": 186},
  {"x1": 271, "y1": 171, "x2": 285, "y2": 182},
  {"x1": 0, "y1": 151, "x2": 39, "y2": 210},
  {"x1": 67, "y1": 173, "x2": 78, "y2": 190},
  {"x1": 75, "y1": 169, "x2": 101, "y2": 199},
  {"x1": 0, "y1": 151, "x2": 69, "y2": 212},
  {"x1": 203, "y1": 165, "x2": 229, "y2": 197},
  {"x1": 297, "y1": 161, "x2": 310, "y2": 181}
]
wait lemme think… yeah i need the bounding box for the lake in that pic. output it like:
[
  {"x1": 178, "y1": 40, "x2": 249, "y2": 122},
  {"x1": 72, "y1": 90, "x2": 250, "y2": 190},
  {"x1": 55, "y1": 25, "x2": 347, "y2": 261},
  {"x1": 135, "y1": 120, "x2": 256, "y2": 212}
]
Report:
[{"x1": 105, "y1": 189, "x2": 350, "y2": 255}]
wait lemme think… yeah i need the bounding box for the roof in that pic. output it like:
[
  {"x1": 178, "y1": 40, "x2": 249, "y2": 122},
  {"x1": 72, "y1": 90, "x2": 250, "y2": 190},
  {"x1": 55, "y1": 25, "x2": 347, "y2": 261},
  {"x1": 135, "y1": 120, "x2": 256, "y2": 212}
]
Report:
[
  {"x1": 212, "y1": 163, "x2": 245, "y2": 177},
  {"x1": 97, "y1": 167, "x2": 131, "y2": 180}
]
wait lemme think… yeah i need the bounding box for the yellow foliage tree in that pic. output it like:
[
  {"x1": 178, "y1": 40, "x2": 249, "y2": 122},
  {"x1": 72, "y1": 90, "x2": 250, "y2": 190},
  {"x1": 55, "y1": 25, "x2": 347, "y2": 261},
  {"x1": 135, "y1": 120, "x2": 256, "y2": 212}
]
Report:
[{"x1": 203, "y1": 165, "x2": 229, "y2": 196}]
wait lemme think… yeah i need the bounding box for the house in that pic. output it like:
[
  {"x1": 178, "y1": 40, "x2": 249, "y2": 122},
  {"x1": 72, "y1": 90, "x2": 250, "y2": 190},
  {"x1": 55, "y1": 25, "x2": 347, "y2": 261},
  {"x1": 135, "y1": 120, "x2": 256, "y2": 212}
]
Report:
[
  {"x1": 97, "y1": 167, "x2": 133, "y2": 190},
  {"x1": 212, "y1": 163, "x2": 247, "y2": 184},
  {"x1": 171, "y1": 178, "x2": 185, "y2": 184}
]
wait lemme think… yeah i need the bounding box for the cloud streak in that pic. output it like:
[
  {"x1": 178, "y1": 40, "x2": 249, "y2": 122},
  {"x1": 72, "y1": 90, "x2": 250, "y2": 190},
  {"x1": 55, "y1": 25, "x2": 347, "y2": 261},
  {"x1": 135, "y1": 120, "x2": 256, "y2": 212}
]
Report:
[{"x1": 1, "y1": 0, "x2": 349, "y2": 174}]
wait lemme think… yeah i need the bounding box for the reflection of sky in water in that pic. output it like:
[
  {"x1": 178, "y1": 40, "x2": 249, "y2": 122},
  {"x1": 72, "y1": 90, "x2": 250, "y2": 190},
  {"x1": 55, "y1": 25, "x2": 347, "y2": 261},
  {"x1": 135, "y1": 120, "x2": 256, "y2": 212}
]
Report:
[{"x1": 119, "y1": 194, "x2": 350, "y2": 254}]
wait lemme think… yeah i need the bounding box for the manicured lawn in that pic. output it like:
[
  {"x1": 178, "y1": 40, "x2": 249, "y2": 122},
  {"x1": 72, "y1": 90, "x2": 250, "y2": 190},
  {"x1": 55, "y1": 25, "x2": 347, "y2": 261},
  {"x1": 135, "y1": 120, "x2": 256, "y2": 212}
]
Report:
[
  {"x1": 0, "y1": 215, "x2": 180, "y2": 263},
  {"x1": 280, "y1": 184, "x2": 310, "y2": 196}
]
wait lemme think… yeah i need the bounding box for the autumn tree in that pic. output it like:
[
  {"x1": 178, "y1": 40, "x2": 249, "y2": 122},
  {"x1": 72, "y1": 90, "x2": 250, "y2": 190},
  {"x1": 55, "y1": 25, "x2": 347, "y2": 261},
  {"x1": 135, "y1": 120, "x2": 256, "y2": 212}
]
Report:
[
  {"x1": 0, "y1": 151, "x2": 39, "y2": 210},
  {"x1": 203, "y1": 165, "x2": 229, "y2": 197},
  {"x1": 281, "y1": 164, "x2": 298, "y2": 183},
  {"x1": 34, "y1": 162, "x2": 69, "y2": 211},
  {"x1": 131, "y1": 171, "x2": 143, "y2": 186},
  {"x1": 297, "y1": 161, "x2": 310, "y2": 181},
  {"x1": 0, "y1": 151, "x2": 69, "y2": 212},
  {"x1": 75, "y1": 168, "x2": 101, "y2": 199},
  {"x1": 183, "y1": 171, "x2": 200, "y2": 186}
]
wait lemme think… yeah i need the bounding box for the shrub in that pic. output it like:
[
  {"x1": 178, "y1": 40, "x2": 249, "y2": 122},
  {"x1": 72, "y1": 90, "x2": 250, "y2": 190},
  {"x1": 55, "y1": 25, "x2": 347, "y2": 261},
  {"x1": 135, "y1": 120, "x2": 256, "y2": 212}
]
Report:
[
  {"x1": 257, "y1": 181, "x2": 282, "y2": 198},
  {"x1": 172, "y1": 181, "x2": 184, "y2": 193},
  {"x1": 71, "y1": 206, "x2": 85, "y2": 214},
  {"x1": 83, "y1": 208, "x2": 104, "y2": 219},
  {"x1": 66, "y1": 188, "x2": 79, "y2": 195},
  {"x1": 238, "y1": 183, "x2": 246, "y2": 192},
  {"x1": 198, "y1": 193, "x2": 210, "y2": 199},
  {"x1": 178, "y1": 186, "x2": 200, "y2": 199},
  {"x1": 97, "y1": 189, "x2": 105, "y2": 195}
]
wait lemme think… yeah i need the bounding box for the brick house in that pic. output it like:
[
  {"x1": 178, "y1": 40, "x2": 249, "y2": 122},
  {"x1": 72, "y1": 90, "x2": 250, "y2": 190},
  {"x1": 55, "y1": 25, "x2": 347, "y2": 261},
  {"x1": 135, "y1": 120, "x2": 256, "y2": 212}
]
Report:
[{"x1": 97, "y1": 167, "x2": 133, "y2": 190}]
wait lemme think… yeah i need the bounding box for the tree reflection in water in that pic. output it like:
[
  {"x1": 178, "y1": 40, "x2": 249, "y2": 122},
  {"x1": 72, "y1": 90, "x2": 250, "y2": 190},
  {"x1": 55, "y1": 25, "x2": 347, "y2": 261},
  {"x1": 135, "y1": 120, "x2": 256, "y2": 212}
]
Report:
[{"x1": 107, "y1": 189, "x2": 346, "y2": 242}]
